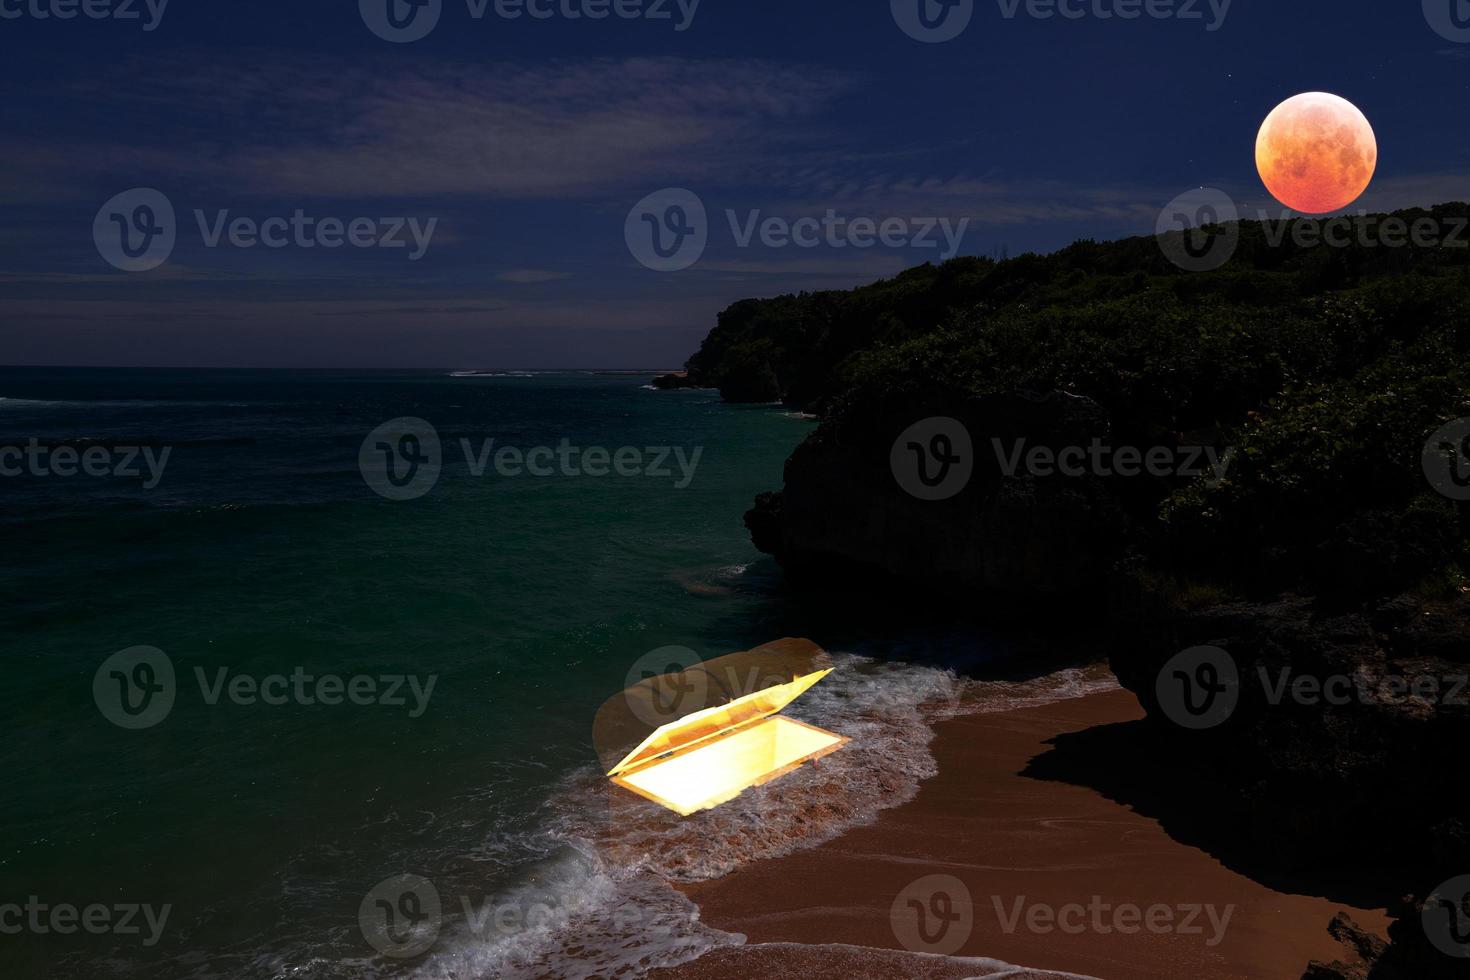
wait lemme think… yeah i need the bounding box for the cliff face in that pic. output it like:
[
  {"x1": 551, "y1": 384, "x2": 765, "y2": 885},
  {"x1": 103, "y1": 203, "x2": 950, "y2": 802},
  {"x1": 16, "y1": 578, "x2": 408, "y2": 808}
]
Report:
[
  {"x1": 745, "y1": 388, "x2": 1125, "y2": 610},
  {"x1": 747, "y1": 385, "x2": 1470, "y2": 975},
  {"x1": 1110, "y1": 590, "x2": 1469, "y2": 872},
  {"x1": 704, "y1": 209, "x2": 1470, "y2": 977}
]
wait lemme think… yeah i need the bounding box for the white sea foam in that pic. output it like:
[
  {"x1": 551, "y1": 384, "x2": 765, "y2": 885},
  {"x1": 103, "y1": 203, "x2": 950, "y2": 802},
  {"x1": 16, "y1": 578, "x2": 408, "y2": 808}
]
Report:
[{"x1": 405, "y1": 655, "x2": 1119, "y2": 979}]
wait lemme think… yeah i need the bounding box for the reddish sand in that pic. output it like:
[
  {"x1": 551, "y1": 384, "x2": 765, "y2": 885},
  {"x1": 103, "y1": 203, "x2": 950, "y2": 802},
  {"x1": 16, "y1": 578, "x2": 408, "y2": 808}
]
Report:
[{"x1": 649, "y1": 688, "x2": 1388, "y2": 980}]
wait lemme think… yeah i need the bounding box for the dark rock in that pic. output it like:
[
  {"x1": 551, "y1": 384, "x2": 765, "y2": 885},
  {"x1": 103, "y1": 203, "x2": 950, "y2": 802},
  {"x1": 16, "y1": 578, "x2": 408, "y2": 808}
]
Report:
[
  {"x1": 1108, "y1": 591, "x2": 1469, "y2": 875},
  {"x1": 745, "y1": 387, "x2": 1126, "y2": 614},
  {"x1": 1302, "y1": 912, "x2": 1389, "y2": 980},
  {"x1": 650, "y1": 371, "x2": 700, "y2": 390},
  {"x1": 1098, "y1": 590, "x2": 1470, "y2": 980},
  {"x1": 716, "y1": 360, "x2": 783, "y2": 403}
]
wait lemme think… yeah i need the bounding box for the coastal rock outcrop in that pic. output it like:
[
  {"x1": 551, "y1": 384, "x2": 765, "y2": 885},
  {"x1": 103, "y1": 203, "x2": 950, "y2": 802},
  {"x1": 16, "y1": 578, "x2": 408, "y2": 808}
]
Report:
[
  {"x1": 651, "y1": 371, "x2": 701, "y2": 391},
  {"x1": 1106, "y1": 592, "x2": 1470, "y2": 980},
  {"x1": 1109, "y1": 591, "x2": 1469, "y2": 868},
  {"x1": 745, "y1": 387, "x2": 1126, "y2": 611}
]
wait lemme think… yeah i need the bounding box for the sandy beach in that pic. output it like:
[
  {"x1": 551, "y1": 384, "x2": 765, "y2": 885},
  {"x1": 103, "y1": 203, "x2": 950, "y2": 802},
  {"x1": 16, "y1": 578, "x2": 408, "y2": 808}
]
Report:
[{"x1": 650, "y1": 687, "x2": 1389, "y2": 980}]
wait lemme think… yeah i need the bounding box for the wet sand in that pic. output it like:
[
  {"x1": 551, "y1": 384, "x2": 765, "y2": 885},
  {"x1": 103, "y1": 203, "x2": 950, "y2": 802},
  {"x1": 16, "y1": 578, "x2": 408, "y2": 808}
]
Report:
[{"x1": 650, "y1": 688, "x2": 1388, "y2": 980}]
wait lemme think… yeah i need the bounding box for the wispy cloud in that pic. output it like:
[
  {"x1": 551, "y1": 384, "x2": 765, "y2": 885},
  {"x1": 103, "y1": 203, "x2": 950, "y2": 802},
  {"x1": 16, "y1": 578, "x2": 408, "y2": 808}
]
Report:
[
  {"x1": 6, "y1": 56, "x2": 856, "y2": 202},
  {"x1": 496, "y1": 269, "x2": 570, "y2": 283}
]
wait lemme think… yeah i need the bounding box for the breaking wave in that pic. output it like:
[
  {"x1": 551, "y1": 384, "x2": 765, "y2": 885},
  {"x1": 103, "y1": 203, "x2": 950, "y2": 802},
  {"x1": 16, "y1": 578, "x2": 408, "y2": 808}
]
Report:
[{"x1": 395, "y1": 656, "x2": 1118, "y2": 979}]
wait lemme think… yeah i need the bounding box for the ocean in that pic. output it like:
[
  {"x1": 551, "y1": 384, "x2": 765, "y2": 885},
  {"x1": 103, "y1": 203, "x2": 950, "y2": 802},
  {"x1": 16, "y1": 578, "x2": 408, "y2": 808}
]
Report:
[{"x1": 0, "y1": 368, "x2": 1112, "y2": 979}]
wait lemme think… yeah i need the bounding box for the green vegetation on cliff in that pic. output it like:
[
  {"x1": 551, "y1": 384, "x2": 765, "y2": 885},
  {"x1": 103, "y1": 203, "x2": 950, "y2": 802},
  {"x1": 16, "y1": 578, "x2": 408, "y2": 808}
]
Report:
[{"x1": 685, "y1": 205, "x2": 1470, "y2": 600}]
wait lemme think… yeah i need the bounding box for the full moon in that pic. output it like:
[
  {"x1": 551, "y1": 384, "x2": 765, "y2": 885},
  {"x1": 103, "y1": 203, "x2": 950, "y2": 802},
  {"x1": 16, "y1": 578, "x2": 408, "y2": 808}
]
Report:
[{"x1": 1255, "y1": 92, "x2": 1377, "y2": 214}]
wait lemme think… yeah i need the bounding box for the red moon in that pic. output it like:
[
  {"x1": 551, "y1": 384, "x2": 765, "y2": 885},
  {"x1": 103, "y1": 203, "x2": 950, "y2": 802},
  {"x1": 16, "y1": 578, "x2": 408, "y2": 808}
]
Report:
[{"x1": 1255, "y1": 92, "x2": 1377, "y2": 214}]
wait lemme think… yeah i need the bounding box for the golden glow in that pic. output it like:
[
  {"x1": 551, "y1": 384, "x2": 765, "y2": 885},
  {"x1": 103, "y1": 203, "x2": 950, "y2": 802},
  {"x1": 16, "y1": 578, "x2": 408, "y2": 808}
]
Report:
[
  {"x1": 1255, "y1": 92, "x2": 1377, "y2": 214},
  {"x1": 608, "y1": 668, "x2": 848, "y2": 816},
  {"x1": 614, "y1": 715, "x2": 845, "y2": 816}
]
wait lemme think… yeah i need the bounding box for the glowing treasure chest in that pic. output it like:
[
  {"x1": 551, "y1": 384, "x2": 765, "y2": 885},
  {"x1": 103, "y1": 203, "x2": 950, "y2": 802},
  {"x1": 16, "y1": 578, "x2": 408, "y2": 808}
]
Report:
[{"x1": 607, "y1": 669, "x2": 848, "y2": 816}]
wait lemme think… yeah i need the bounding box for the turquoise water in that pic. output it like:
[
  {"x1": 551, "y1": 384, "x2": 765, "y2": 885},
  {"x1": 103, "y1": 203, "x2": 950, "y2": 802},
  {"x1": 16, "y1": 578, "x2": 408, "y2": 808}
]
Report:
[
  {"x1": 1, "y1": 369, "x2": 1106, "y2": 979},
  {"x1": 0, "y1": 369, "x2": 824, "y2": 977}
]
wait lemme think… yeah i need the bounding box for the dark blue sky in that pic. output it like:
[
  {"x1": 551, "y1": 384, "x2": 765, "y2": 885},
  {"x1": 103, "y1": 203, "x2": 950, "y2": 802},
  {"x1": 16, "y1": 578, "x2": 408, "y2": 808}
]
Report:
[{"x1": 3, "y1": 0, "x2": 1468, "y2": 367}]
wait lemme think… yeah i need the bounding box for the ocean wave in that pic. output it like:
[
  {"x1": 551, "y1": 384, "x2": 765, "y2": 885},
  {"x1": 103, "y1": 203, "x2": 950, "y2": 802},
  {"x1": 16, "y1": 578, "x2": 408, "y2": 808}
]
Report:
[
  {"x1": 2, "y1": 436, "x2": 257, "y2": 449},
  {"x1": 669, "y1": 941, "x2": 1104, "y2": 979},
  {"x1": 406, "y1": 657, "x2": 1117, "y2": 979},
  {"x1": 0, "y1": 398, "x2": 255, "y2": 409},
  {"x1": 402, "y1": 846, "x2": 741, "y2": 980}
]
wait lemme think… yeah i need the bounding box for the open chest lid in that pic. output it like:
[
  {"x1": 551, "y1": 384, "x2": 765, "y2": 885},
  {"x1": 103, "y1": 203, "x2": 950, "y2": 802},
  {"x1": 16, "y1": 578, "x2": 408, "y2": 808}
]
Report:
[{"x1": 606, "y1": 668, "x2": 833, "y2": 777}]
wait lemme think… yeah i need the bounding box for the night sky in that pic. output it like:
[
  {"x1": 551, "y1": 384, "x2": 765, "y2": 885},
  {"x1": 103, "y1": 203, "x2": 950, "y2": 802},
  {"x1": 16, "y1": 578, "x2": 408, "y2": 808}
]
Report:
[{"x1": 3, "y1": 1, "x2": 1469, "y2": 367}]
